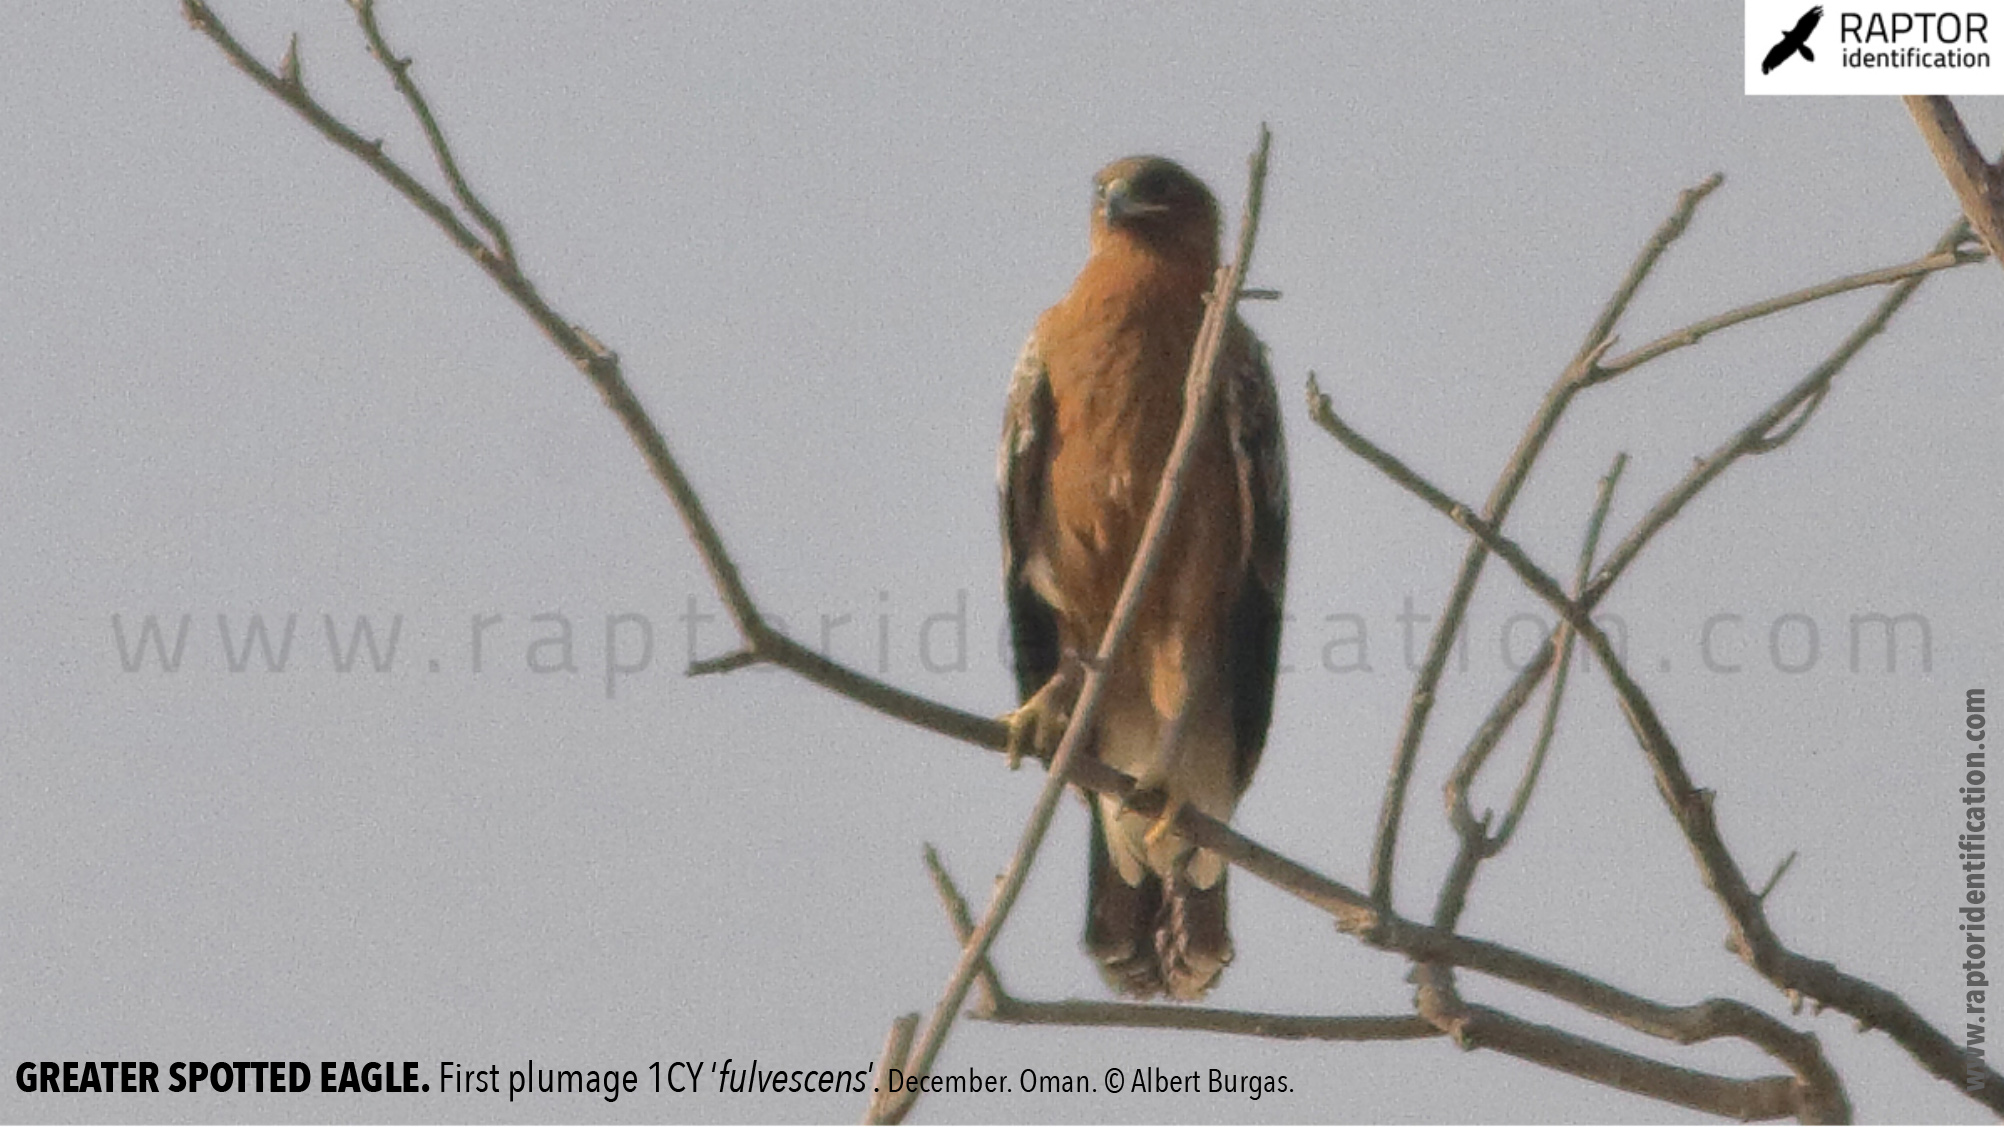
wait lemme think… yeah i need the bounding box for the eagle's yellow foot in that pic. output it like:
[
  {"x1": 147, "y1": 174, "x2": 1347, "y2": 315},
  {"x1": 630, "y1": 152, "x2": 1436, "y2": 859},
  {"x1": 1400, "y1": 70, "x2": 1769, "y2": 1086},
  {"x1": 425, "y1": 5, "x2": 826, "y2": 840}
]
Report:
[
  {"x1": 1001, "y1": 662, "x2": 1084, "y2": 769},
  {"x1": 1143, "y1": 796, "x2": 1187, "y2": 850}
]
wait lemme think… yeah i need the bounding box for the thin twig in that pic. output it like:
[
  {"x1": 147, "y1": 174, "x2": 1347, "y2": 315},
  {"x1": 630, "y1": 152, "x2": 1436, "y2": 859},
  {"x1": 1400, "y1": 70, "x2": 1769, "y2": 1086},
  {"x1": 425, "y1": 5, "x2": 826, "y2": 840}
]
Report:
[
  {"x1": 183, "y1": 1, "x2": 487, "y2": 262},
  {"x1": 920, "y1": 845, "x2": 1002, "y2": 1011},
  {"x1": 1429, "y1": 456, "x2": 1618, "y2": 997},
  {"x1": 1445, "y1": 452, "x2": 1625, "y2": 858},
  {"x1": 1429, "y1": 451, "x2": 1626, "y2": 954},
  {"x1": 863, "y1": 1013, "x2": 919, "y2": 1123},
  {"x1": 1491, "y1": 451, "x2": 1624, "y2": 849},
  {"x1": 866, "y1": 125, "x2": 1275, "y2": 1126},
  {"x1": 1592, "y1": 247, "x2": 1985, "y2": 380},
  {"x1": 1581, "y1": 175, "x2": 1726, "y2": 356},
  {"x1": 350, "y1": 0, "x2": 518, "y2": 267},
  {"x1": 1758, "y1": 851, "x2": 1799, "y2": 904}
]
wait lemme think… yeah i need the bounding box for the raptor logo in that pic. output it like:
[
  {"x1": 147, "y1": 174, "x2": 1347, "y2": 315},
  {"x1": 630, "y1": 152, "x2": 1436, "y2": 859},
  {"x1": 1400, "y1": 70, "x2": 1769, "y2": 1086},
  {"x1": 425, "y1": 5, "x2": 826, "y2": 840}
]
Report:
[{"x1": 1763, "y1": 5, "x2": 1825, "y2": 72}]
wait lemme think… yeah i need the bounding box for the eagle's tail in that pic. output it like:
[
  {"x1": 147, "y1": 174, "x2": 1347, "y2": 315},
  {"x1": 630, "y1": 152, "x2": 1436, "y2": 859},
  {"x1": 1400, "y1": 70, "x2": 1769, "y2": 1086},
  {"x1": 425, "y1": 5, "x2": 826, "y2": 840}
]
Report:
[{"x1": 1084, "y1": 803, "x2": 1233, "y2": 1000}]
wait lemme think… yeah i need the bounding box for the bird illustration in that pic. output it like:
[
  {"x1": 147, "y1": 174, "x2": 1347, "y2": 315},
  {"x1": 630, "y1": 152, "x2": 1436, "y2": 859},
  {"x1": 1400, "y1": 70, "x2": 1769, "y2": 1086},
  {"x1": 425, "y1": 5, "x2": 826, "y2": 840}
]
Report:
[
  {"x1": 1763, "y1": 6, "x2": 1823, "y2": 73},
  {"x1": 998, "y1": 156, "x2": 1288, "y2": 1000}
]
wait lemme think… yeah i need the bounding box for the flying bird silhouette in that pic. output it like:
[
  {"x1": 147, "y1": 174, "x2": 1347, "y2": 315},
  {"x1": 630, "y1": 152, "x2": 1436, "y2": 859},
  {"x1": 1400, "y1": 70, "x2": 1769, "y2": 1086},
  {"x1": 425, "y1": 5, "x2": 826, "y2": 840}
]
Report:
[
  {"x1": 1763, "y1": 6, "x2": 1823, "y2": 73},
  {"x1": 998, "y1": 156, "x2": 1288, "y2": 1000}
]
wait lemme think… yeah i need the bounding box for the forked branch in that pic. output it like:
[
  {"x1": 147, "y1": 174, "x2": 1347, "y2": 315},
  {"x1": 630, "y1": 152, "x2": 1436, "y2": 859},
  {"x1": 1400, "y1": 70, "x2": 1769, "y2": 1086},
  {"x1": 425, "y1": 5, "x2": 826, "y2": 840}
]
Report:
[{"x1": 1904, "y1": 96, "x2": 2004, "y2": 270}]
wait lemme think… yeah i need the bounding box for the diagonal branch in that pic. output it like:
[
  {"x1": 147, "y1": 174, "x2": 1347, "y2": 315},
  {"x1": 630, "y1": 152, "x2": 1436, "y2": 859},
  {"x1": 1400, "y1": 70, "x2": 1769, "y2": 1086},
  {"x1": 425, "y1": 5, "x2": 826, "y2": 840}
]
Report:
[{"x1": 185, "y1": 0, "x2": 1007, "y2": 754}]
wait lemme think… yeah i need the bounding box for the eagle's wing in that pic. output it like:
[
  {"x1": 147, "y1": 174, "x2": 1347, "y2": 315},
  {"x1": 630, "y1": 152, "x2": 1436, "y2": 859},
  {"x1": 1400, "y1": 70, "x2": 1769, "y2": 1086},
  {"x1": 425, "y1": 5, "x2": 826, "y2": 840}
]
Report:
[
  {"x1": 998, "y1": 334, "x2": 1061, "y2": 702},
  {"x1": 1221, "y1": 319, "x2": 1289, "y2": 790},
  {"x1": 1794, "y1": 5, "x2": 1823, "y2": 37}
]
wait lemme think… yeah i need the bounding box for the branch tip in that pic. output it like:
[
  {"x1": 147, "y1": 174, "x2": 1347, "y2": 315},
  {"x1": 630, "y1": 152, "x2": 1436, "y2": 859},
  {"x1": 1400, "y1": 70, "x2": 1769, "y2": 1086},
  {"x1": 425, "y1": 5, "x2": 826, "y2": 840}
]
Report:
[
  {"x1": 686, "y1": 649, "x2": 760, "y2": 677},
  {"x1": 278, "y1": 34, "x2": 301, "y2": 89}
]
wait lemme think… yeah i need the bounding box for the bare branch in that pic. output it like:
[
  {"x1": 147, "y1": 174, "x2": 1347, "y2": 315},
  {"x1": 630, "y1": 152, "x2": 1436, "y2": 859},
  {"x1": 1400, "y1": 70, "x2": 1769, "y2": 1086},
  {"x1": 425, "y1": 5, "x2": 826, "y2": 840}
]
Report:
[
  {"x1": 1310, "y1": 382, "x2": 2002, "y2": 1114},
  {"x1": 1367, "y1": 174, "x2": 1721, "y2": 911},
  {"x1": 1430, "y1": 216, "x2": 1971, "y2": 872},
  {"x1": 1450, "y1": 451, "x2": 1624, "y2": 856},
  {"x1": 1491, "y1": 450, "x2": 1624, "y2": 848},
  {"x1": 1433, "y1": 452, "x2": 1627, "y2": 938},
  {"x1": 1411, "y1": 965, "x2": 1839, "y2": 1123},
  {"x1": 921, "y1": 844, "x2": 1003, "y2": 1011},
  {"x1": 980, "y1": 998, "x2": 1437, "y2": 1042},
  {"x1": 183, "y1": 0, "x2": 1028, "y2": 758},
  {"x1": 350, "y1": 0, "x2": 518, "y2": 267},
  {"x1": 1581, "y1": 175, "x2": 1726, "y2": 356},
  {"x1": 925, "y1": 845, "x2": 1433, "y2": 1042},
  {"x1": 1593, "y1": 246, "x2": 1986, "y2": 380},
  {"x1": 928, "y1": 827, "x2": 1839, "y2": 1121},
  {"x1": 1903, "y1": 97, "x2": 2004, "y2": 269},
  {"x1": 182, "y1": 1, "x2": 489, "y2": 264},
  {"x1": 862, "y1": 1013, "x2": 919, "y2": 1124},
  {"x1": 1586, "y1": 217, "x2": 1974, "y2": 607}
]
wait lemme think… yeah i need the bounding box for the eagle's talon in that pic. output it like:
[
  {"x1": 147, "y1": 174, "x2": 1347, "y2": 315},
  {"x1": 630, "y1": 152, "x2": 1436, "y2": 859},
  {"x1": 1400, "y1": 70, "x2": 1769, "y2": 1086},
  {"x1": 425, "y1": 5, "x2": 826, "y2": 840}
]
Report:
[
  {"x1": 1144, "y1": 797, "x2": 1186, "y2": 849},
  {"x1": 999, "y1": 704, "x2": 1052, "y2": 770},
  {"x1": 1000, "y1": 709, "x2": 1029, "y2": 770},
  {"x1": 1001, "y1": 662, "x2": 1083, "y2": 769}
]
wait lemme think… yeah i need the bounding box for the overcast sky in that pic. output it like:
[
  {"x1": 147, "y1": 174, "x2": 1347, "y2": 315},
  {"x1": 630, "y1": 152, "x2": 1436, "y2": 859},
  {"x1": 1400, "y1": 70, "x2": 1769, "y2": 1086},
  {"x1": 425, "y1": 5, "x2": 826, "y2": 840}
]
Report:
[{"x1": 4, "y1": 3, "x2": 2003, "y2": 1123}]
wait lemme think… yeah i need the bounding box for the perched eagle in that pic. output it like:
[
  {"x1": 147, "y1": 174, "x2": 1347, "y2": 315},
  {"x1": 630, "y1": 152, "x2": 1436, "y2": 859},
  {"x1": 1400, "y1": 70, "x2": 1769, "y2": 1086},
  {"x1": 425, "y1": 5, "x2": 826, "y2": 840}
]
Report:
[
  {"x1": 1763, "y1": 6, "x2": 1823, "y2": 73},
  {"x1": 998, "y1": 156, "x2": 1288, "y2": 1000}
]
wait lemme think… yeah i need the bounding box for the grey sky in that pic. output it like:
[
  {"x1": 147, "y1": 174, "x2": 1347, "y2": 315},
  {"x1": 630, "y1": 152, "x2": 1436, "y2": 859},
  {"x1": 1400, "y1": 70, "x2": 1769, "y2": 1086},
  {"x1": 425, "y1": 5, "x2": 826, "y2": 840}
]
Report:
[{"x1": 4, "y1": 3, "x2": 2002, "y2": 1122}]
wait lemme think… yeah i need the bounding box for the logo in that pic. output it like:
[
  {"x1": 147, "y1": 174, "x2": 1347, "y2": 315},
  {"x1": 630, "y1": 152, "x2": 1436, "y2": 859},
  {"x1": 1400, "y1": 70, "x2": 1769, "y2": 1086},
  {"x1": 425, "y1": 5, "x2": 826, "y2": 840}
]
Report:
[
  {"x1": 1763, "y1": 5, "x2": 1824, "y2": 71},
  {"x1": 1747, "y1": 1, "x2": 2004, "y2": 93}
]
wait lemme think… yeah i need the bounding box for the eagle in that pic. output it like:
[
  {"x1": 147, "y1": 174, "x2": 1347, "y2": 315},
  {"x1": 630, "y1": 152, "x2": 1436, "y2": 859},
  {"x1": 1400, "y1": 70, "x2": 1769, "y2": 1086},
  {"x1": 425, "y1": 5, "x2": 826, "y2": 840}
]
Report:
[
  {"x1": 998, "y1": 155, "x2": 1288, "y2": 1000},
  {"x1": 1763, "y1": 6, "x2": 1823, "y2": 73}
]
